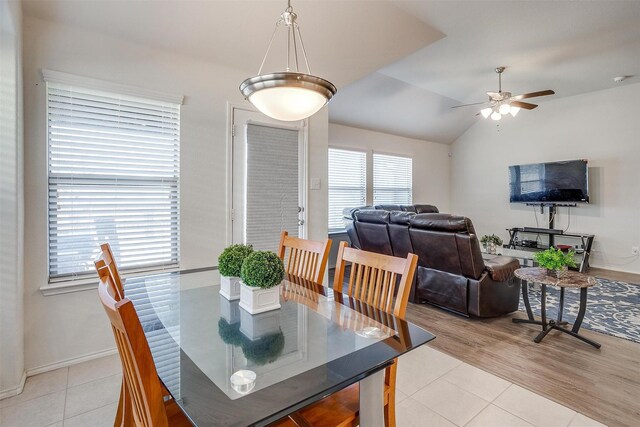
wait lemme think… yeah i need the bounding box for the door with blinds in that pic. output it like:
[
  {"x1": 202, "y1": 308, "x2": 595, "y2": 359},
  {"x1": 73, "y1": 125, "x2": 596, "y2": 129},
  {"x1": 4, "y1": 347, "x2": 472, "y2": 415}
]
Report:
[{"x1": 232, "y1": 108, "x2": 306, "y2": 252}]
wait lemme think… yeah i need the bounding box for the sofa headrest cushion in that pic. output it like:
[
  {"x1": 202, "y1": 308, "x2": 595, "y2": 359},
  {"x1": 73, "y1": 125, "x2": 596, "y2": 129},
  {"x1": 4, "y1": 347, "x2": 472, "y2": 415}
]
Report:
[
  {"x1": 390, "y1": 211, "x2": 416, "y2": 225},
  {"x1": 414, "y1": 204, "x2": 439, "y2": 214},
  {"x1": 355, "y1": 209, "x2": 390, "y2": 224},
  {"x1": 410, "y1": 213, "x2": 474, "y2": 233},
  {"x1": 375, "y1": 204, "x2": 403, "y2": 212}
]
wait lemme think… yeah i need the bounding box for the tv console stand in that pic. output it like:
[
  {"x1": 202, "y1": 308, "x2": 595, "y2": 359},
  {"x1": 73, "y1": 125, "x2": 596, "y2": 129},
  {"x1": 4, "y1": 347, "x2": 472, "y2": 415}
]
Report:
[{"x1": 508, "y1": 203, "x2": 595, "y2": 272}]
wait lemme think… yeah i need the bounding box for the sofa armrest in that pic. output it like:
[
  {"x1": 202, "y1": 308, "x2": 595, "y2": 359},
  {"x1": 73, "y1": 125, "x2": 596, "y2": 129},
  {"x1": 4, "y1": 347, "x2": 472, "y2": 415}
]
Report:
[{"x1": 484, "y1": 256, "x2": 520, "y2": 282}]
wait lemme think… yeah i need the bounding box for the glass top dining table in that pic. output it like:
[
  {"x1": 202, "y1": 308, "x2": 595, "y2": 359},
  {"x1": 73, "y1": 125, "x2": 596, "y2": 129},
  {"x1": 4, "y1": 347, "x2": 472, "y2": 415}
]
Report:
[{"x1": 124, "y1": 269, "x2": 435, "y2": 426}]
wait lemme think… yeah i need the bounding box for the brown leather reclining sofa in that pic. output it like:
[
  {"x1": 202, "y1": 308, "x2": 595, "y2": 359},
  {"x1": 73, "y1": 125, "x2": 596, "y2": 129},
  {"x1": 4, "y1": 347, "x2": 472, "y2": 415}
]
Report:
[{"x1": 343, "y1": 205, "x2": 520, "y2": 317}]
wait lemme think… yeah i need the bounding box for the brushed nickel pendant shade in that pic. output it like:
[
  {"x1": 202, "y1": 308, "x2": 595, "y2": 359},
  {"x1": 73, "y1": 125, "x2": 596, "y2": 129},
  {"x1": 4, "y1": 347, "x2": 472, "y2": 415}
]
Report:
[{"x1": 239, "y1": 1, "x2": 337, "y2": 121}]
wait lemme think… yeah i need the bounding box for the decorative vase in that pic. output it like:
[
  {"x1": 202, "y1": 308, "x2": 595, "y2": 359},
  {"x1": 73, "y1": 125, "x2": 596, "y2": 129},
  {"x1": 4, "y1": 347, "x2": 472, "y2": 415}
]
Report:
[
  {"x1": 546, "y1": 266, "x2": 568, "y2": 279},
  {"x1": 488, "y1": 242, "x2": 497, "y2": 254},
  {"x1": 240, "y1": 309, "x2": 281, "y2": 340},
  {"x1": 220, "y1": 276, "x2": 241, "y2": 300},
  {"x1": 219, "y1": 297, "x2": 241, "y2": 324},
  {"x1": 239, "y1": 282, "x2": 282, "y2": 314}
]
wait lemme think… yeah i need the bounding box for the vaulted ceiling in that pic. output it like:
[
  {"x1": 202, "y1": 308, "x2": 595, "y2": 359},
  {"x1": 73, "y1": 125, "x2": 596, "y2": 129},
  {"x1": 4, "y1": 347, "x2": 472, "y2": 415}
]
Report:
[{"x1": 22, "y1": 0, "x2": 640, "y2": 144}]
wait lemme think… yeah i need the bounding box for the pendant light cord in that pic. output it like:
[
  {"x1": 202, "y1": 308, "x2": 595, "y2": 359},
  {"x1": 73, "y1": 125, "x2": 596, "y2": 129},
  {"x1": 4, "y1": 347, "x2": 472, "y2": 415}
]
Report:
[{"x1": 256, "y1": 0, "x2": 312, "y2": 76}]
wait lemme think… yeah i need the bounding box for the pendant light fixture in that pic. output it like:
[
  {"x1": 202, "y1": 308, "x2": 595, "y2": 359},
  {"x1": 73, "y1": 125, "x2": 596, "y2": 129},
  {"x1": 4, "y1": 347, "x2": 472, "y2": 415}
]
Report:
[{"x1": 239, "y1": 0, "x2": 337, "y2": 122}]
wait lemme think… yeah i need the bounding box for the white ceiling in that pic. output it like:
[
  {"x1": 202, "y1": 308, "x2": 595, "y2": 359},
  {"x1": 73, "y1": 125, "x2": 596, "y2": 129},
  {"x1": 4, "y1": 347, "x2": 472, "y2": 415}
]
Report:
[
  {"x1": 21, "y1": 0, "x2": 442, "y2": 90},
  {"x1": 330, "y1": 0, "x2": 640, "y2": 143},
  {"x1": 22, "y1": 0, "x2": 640, "y2": 144}
]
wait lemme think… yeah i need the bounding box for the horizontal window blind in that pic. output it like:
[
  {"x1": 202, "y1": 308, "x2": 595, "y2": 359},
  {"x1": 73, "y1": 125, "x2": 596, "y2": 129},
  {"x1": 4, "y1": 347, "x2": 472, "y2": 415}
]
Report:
[
  {"x1": 328, "y1": 148, "x2": 366, "y2": 232},
  {"x1": 47, "y1": 81, "x2": 180, "y2": 280},
  {"x1": 125, "y1": 273, "x2": 181, "y2": 398},
  {"x1": 373, "y1": 153, "x2": 412, "y2": 205}
]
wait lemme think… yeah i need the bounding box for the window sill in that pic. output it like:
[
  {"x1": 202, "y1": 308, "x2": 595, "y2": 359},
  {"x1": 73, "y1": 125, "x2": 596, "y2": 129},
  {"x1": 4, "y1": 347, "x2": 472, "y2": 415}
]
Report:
[{"x1": 40, "y1": 266, "x2": 182, "y2": 296}]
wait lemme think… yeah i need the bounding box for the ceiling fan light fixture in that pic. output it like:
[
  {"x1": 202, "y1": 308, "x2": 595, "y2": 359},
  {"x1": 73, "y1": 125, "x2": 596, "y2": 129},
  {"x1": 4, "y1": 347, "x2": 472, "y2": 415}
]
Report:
[
  {"x1": 509, "y1": 107, "x2": 521, "y2": 117},
  {"x1": 498, "y1": 103, "x2": 511, "y2": 115},
  {"x1": 239, "y1": 0, "x2": 337, "y2": 121},
  {"x1": 491, "y1": 111, "x2": 502, "y2": 121},
  {"x1": 480, "y1": 107, "x2": 492, "y2": 118}
]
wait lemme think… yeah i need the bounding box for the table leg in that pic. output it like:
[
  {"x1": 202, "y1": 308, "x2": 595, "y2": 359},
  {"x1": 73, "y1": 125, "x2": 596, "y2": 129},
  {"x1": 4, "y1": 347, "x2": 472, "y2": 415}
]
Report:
[
  {"x1": 533, "y1": 284, "x2": 550, "y2": 343},
  {"x1": 557, "y1": 287, "x2": 565, "y2": 323},
  {"x1": 521, "y1": 279, "x2": 534, "y2": 321},
  {"x1": 359, "y1": 369, "x2": 385, "y2": 427},
  {"x1": 573, "y1": 288, "x2": 588, "y2": 333}
]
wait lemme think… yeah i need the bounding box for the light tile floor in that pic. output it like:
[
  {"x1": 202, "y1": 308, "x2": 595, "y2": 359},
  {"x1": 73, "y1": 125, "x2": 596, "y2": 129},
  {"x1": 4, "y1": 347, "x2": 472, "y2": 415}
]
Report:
[{"x1": 0, "y1": 348, "x2": 606, "y2": 427}]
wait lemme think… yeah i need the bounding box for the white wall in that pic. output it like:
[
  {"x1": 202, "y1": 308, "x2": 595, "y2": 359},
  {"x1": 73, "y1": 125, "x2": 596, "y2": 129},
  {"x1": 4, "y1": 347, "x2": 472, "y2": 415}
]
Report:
[
  {"x1": 451, "y1": 83, "x2": 640, "y2": 274},
  {"x1": 22, "y1": 16, "x2": 328, "y2": 372},
  {"x1": 328, "y1": 123, "x2": 451, "y2": 211},
  {"x1": 0, "y1": 0, "x2": 25, "y2": 398}
]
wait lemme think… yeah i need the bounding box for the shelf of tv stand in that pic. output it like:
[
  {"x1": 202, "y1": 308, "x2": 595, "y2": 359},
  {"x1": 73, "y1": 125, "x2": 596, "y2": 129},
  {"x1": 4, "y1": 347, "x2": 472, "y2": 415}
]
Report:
[{"x1": 506, "y1": 228, "x2": 595, "y2": 273}]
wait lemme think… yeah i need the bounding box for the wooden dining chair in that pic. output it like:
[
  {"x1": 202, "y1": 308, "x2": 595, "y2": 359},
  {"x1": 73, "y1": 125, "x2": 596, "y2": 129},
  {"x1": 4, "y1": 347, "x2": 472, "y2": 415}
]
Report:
[
  {"x1": 95, "y1": 242, "x2": 125, "y2": 301},
  {"x1": 295, "y1": 241, "x2": 418, "y2": 427},
  {"x1": 96, "y1": 263, "x2": 192, "y2": 427},
  {"x1": 277, "y1": 231, "x2": 332, "y2": 285}
]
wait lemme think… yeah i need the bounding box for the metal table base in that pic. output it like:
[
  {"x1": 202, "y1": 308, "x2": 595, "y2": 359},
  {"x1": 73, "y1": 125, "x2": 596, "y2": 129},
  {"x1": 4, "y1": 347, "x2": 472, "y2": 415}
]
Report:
[{"x1": 513, "y1": 280, "x2": 601, "y2": 349}]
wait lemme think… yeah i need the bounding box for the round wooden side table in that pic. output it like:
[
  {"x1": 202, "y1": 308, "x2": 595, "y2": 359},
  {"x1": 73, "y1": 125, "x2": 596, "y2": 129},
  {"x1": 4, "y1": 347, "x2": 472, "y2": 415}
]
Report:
[{"x1": 513, "y1": 267, "x2": 601, "y2": 349}]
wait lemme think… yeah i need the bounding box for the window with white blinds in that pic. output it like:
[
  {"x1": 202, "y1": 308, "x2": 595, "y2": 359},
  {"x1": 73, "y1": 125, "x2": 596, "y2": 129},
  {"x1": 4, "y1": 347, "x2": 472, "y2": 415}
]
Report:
[
  {"x1": 46, "y1": 80, "x2": 181, "y2": 281},
  {"x1": 373, "y1": 153, "x2": 412, "y2": 205},
  {"x1": 328, "y1": 148, "x2": 367, "y2": 232}
]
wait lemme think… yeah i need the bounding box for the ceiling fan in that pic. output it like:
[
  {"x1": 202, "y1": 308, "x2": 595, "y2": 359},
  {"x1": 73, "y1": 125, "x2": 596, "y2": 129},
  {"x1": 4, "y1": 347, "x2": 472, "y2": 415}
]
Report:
[{"x1": 452, "y1": 67, "x2": 555, "y2": 120}]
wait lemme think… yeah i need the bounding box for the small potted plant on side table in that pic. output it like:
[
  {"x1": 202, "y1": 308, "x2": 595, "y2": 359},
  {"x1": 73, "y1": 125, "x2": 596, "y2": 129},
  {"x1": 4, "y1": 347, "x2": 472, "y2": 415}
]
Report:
[
  {"x1": 218, "y1": 244, "x2": 254, "y2": 300},
  {"x1": 534, "y1": 247, "x2": 577, "y2": 278},
  {"x1": 239, "y1": 251, "x2": 285, "y2": 314},
  {"x1": 481, "y1": 234, "x2": 503, "y2": 254}
]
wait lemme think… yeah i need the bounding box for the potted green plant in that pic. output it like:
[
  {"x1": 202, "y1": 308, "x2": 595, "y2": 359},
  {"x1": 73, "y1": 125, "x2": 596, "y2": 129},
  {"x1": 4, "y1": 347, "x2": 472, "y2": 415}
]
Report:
[
  {"x1": 534, "y1": 247, "x2": 577, "y2": 278},
  {"x1": 481, "y1": 234, "x2": 503, "y2": 254},
  {"x1": 241, "y1": 330, "x2": 285, "y2": 366},
  {"x1": 239, "y1": 251, "x2": 285, "y2": 314},
  {"x1": 218, "y1": 244, "x2": 253, "y2": 300},
  {"x1": 218, "y1": 317, "x2": 244, "y2": 346}
]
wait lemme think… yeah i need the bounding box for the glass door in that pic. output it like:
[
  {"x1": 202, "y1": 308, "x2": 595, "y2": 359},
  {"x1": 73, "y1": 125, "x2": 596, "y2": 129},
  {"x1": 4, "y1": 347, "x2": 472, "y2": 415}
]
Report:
[{"x1": 232, "y1": 108, "x2": 306, "y2": 251}]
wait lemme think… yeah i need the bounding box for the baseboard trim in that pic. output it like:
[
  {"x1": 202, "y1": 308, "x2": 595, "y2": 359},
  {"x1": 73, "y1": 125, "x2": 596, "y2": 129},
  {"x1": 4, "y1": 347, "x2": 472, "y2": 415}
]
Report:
[
  {"x1": 26, "y1": 347, "x2": 118, "y2": 377},
  {"x1": 0, "y1": 371, "x2": 27, "y2": 400}
]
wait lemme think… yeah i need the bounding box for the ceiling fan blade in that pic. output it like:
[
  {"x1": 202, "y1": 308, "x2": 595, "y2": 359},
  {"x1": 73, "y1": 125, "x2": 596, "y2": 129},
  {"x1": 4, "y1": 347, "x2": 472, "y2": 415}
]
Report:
[
  {"x1": 511, "y1": 101, "x2": 538, "y2": 110},
  {"x1": 451, "y1": 101, "x2": 491, "y2": 109},
  {"x1": 511, "y1": 90, "x2": 555, "y2": 101},
  {"x1": 486, "y1": 91, "x2": 502, "y2": 100}
]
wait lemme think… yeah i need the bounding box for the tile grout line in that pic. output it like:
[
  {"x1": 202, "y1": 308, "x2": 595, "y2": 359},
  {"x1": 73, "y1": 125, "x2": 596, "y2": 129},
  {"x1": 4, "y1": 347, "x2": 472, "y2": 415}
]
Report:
[
  {"x1": 63, "y1": 401, "x2": 118, "y2": 422},
  {"x1": 61, "y1": 367, "x2": 69, "y2": 425},
  {"x1": 492, "y1": 384, "x2": 577, "y2": 427}
]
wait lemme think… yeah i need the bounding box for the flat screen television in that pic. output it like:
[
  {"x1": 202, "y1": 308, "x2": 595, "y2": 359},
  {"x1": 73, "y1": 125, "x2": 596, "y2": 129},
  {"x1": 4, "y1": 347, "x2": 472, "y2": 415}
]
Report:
[{"x1": 509, "y1": 159, "x2": 589, "y2": 203}]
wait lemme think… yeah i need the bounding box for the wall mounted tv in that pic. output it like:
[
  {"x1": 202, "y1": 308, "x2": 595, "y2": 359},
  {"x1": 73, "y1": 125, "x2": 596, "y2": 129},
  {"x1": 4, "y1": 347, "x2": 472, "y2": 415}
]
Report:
[{"x1": 509, "y1": 159, "x2": 589, "y2": 203}]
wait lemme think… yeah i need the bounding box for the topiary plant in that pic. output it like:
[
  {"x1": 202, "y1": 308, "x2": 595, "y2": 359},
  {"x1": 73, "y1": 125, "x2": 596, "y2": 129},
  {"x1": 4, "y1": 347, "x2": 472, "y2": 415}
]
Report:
[
  {"x1": 534, "y1": 247, "x2": 577, "y2": 271},
  {"x1": 240, "y1": 251, "x2": 285, "y2": 289},
  {"x1": 218, "y1": 318, "x2": 244, "y2": 346},
  {"x1": 218, "y1": 244, "x2": 253, "y2": 277},
  {"x1": 241, "y1": 331, "x2": 285, "y2": 366}
]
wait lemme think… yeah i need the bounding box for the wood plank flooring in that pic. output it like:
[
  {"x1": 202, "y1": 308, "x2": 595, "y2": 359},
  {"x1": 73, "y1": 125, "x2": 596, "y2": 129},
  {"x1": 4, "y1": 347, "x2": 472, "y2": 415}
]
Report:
[
  {"x1": 329, "y1": 266, "x2": 639, "y2": 426},
  {"x1": 404, "y1": 302, "x2": 640, "y2": 427}
]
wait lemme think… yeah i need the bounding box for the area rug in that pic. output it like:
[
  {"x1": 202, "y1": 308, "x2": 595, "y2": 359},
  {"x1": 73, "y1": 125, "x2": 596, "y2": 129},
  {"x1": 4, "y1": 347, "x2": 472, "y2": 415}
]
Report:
[{"x1": 518, "y1": 277, "x2": 640, "y2": 343}]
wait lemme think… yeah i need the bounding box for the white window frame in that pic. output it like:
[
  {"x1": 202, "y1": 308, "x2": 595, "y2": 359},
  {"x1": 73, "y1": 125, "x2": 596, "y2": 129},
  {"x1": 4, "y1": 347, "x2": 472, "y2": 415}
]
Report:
[
  {"x1": 41, "y1": 70, "x2": 184, "y2": 295},
  {"x1": 372, "y1": 151, "x2": 413, "y2": 206},
  {"x1": 328, "y1": 146, "x2": 367, "y2": 233}
]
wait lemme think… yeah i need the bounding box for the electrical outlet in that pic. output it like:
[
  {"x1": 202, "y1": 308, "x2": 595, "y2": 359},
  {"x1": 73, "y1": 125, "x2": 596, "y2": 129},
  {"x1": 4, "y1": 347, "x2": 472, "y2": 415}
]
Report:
[{"x1": 632, "y1": 247, "x2": 639, "y2": 256}]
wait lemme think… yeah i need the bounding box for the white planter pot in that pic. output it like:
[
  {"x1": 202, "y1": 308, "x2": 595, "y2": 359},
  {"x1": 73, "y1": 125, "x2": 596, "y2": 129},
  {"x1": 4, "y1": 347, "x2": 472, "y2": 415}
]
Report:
[
  {"x1": 220, "y1": 276, "x2": 241, "y2": 300},
  {"x1": 219, "y1": 298, "x2": 241, "y2": 324},
  {"x1": 239, "y1": 282, "x2": 281, "y2": 315},
  {"x1": 240, "y1": 309, "x2": 281, "y2": 340}
]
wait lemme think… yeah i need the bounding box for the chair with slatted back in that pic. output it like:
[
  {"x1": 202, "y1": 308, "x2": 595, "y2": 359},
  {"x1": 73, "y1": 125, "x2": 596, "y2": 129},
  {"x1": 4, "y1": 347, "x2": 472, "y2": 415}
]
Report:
[
  {"x1": 295, "y1": 241, "x2": 418, "y2": 427},
  {"x1": 96, "y1": 263, "x2": 192, "y2": 427},
  {"x1": 277, "y1": 231, "x2": 332, "y2": 285},
  {"x1": 95, "y1": 242, "x2": 125, "y2": 301}
]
